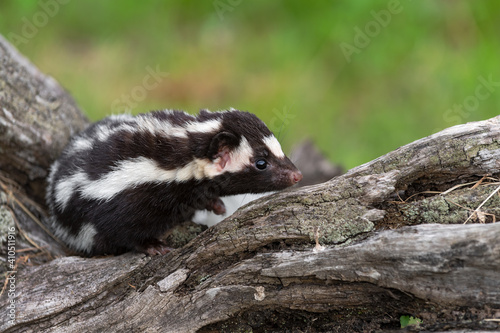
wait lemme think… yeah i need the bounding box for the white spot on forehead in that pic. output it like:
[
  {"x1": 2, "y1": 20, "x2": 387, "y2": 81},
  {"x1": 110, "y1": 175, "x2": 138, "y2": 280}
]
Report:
[{"x1": 263, "y1": 135, "x2": 285, "y2": 158}]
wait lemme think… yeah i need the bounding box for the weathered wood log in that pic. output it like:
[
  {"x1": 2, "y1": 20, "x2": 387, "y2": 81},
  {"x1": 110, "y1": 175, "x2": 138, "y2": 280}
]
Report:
[
  {"x1": 1, "y1": 35, "x2": 499, "y2": 332},
  {"x1": 0, "y1": 34, "x2": 85, "y2": 262},
  {"x1": 0, "y1": 34, "x2": 89, "y2": 205}
]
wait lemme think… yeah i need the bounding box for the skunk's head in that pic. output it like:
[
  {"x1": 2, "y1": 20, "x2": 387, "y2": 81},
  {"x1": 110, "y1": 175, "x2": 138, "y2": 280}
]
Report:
[{"x1": 199, "y1": 109, "x2": 302, "y2": 195}]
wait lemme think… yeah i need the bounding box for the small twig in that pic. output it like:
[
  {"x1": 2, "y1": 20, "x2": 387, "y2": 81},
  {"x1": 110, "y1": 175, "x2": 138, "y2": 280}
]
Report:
[
  {"x1": 441, "y1": 178, "x2": 499, "y2": 195},
  {"x1": 391, "y1": 177, "x2": 500, "y2": 205},
  {"x1": 445, "y1": 198, "x2": 497, "y2": 224},
  {"x1": 390, "y1": 191, "x2": 441, "y2": 204},
  {"x1": 0, "y1": 263, "x2": 17, "y2": 298},
  {"x1": 442, "y1": 181, "x2": 484, "y2": 195},
  {"x1": 471, "y1": 175, "x2": 488, "y2": 189},
  {"x1": 6, "y1": 205, "x2": 44, "y2": 252},
  {"x1": 0, "y1": 178, "x2": 68, "y2": 251},
  {"x1": 464, "y1": 184, "x2": 500, "y2": 224},
  {"x1": 17, "y1": 246, "x2": 47, "y2": 253}
]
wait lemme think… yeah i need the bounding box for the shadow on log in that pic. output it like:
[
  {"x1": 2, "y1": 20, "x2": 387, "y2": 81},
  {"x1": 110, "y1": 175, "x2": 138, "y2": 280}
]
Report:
[{"x1": 0, "y1": 35, "x2": 499, "y2": 332}]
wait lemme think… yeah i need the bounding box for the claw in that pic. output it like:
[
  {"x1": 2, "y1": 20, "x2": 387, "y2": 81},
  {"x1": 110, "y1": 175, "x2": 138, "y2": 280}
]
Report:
[{"x1": 136, "y1": 239, "x2": 173, "y2": 256}]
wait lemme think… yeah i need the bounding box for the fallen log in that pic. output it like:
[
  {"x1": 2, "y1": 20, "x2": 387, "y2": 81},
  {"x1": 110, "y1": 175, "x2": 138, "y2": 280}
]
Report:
[
  {"x1": 0, "y1": 35, "x2": 499, "y2": 332},
  {"x1": 0, "y1": 35, "x2": 89, "y2": 206}
]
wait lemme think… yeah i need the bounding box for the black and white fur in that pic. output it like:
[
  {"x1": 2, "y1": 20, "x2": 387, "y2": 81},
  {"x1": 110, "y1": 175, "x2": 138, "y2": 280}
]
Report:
[
  {"x1": 193, "y1": 192, "x2": 275, "y2": 227},
  {"x1": 46, "y1": 109, "x2": 302, "y2": 256}
]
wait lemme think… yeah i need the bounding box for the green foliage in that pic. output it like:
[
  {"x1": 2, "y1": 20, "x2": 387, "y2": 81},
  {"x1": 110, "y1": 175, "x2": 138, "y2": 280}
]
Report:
[
  {"x1": 1, "y1": 1, "x2": 499, "y2": 168},
  {"x1": 400, "y1": 315, "x2": 422, "y2": 328}
]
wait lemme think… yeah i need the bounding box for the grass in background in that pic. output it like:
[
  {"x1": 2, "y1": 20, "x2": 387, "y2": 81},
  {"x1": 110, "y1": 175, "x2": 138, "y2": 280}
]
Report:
[{"x1": 1, "y1": 0, "x2": 499, "y2": 169}]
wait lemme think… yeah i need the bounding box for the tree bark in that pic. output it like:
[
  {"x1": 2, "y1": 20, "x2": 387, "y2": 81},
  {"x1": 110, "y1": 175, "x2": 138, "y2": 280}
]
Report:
[
  {"x1": 0, "y1": 34, "x2": 89, "y2": 206},
  {"x1": 1, "y1": 35, "x2": 499, "y2": 332}
]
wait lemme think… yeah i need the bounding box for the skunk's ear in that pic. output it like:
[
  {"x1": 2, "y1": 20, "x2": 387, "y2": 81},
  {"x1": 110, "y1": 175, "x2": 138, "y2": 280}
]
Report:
[
  {"x1": 208, "y1": 132, "x2": 239, "y2": 170},
  {"x1": 208, "y1": 132, "x2": 239, "y2": 159}
]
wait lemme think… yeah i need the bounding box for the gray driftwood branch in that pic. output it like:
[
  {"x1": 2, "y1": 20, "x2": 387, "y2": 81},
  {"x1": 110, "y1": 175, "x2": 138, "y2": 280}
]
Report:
[{"x1": 1, "y1": 35, "x2": 499, "y2": 332}]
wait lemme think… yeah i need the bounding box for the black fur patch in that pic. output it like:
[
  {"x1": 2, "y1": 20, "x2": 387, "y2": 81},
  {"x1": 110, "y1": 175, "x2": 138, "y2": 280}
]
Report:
[{"x1": 46, "y1": 109, "x2": 300, "y2": 256}]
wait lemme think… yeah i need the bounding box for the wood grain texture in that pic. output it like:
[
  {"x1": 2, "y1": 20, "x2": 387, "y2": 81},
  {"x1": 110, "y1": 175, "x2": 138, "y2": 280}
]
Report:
[
  {"x1": 0, "y1": 35, "x2": 89, "y2": 205},
  {"x1": 0, "y1": 34, "x2": 499, "y2": 332}
]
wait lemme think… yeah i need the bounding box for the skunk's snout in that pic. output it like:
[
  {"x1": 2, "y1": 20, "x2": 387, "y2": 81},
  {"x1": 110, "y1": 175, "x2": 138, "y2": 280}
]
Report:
[{"x1": 290, "y1": 170, "x2": 303, "y2": 184}]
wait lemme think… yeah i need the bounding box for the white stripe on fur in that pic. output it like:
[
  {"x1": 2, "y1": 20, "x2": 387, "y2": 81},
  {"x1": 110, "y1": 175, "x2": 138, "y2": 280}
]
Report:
[
  {"x1": 229, "y1": 136, "x2": 254, "y2": 171},
  {"x1": 78, "y1": 157, "x2": 178, "y2": 201},
  {"x1": 204, "y1": 136, "x2": 254, "y2": 177},
  {"x1": 138, "y1": 117, "x2": 188, "y2": 138},
  {"x1": 54, "y1": 156, "x2": 229, "y2": 205},
  {"x1": 54, "y1": 171, "x2": 88, "y2": 210},
  {"x1": 70, "y1": 136, "x2": 93, "y2": 152},
  {"x1": 46, "y1": 160, "x2": 60, "y2": 211},
  {"x1": 193, "y1": 192, "x2": 275, "y2": 227},
  {"x1": 50, "y1": 218, "x2": 97, "y2": 253},
  {"x1": 185, "y1": 119, "x2": 222, "y2": 134}
]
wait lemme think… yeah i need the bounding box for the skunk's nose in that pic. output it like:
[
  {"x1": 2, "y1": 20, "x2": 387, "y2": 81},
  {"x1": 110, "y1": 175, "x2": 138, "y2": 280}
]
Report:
[{"x1": 291, "y1": 170, "x2": 303, "y2": 184}]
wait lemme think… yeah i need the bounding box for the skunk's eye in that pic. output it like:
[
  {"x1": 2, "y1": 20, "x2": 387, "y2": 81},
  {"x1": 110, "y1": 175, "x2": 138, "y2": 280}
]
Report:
[{"x1": 255, "y1": 159, "x2": 268, "y2": 170}]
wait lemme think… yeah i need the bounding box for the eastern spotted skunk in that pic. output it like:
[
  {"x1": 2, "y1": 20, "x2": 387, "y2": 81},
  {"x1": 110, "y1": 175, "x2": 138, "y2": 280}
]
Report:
[{"x1": 46, "y1": 109, "x2": 302, "y2": 256}]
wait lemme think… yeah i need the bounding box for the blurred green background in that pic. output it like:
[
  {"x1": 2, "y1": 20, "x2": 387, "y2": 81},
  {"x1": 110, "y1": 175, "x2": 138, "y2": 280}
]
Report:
[{"x1": 1, "y1": 0, "x2": 499, "y2": 169}]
